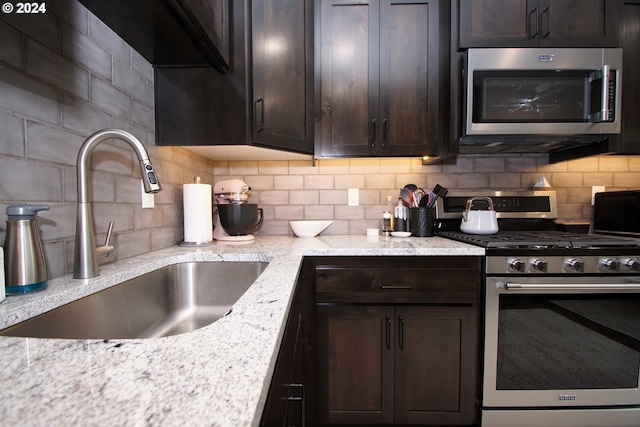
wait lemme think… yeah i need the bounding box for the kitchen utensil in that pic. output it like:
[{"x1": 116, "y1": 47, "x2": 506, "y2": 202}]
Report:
[
  {"x1": 460, "y1": 197, "x2": 499, "y2": 234},
  {"x1": 403, "y1": 184, "x2": 418, "y2": 192},
  {"x1": 426, "y1": 184, "x2": 448, "y2": 208},
  {"x1": 4, "y1": 204, "x2": 50, "y2": 294},
  {"x1": 400, "y1": 188, "x2": 413, "y2": 207}
]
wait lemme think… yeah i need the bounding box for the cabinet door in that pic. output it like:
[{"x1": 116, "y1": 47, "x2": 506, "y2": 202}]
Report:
[
  {"x1": 539, "y1": 0, "x2": 618, "y2": 47},
  {"x1": 395, "y1": 306, "x2": 478, "y2": 425},
  {"x1": 317, "y1": 0, "x2": 380, "y2": 157},
  {"x1": 316, "y1": 305, "x2": 394, "y2": 424},
  {"x1": 252, "y1": 0, "x2": 313, "y2": 153},
  {"x1": 459, "y1": 0, "x2": 539, "y2": 47},
  {"x1": 618, "y1": 1, "x2": 640, "y2": 153},
  {"x1": 378, "y1": 0, "x2": 444, "y2": 156},
  {"x1": 459, "y1": 0, "x2": 618, "y2": 48}
]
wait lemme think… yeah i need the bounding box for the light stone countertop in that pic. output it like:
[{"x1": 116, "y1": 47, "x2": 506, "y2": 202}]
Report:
[{"x1": 0, "y1": 235, "x2": 483, "y2": 427}]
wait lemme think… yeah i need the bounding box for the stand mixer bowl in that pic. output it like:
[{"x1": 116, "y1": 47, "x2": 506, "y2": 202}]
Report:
[{"x1": 218, "y1": 204, "x2": 263, "y2": 236}]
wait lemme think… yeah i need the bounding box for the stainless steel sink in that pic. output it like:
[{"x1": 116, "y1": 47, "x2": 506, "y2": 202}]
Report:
[{"x1": 0, "y1": 261, "x2": 268, "y2": 339}]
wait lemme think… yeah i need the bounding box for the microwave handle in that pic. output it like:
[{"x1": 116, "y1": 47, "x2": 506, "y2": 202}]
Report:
[{"x1": 588, "y1": 64, "x2": 615, "y2": 123}]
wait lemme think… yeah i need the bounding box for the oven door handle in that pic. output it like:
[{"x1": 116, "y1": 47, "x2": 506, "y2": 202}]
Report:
[{"x1": 504, "y1": 282, "x2": 640, "y2": 291}]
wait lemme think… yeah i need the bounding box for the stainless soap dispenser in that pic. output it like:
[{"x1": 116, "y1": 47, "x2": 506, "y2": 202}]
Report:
[{"x1": 4, "y1": 204, "x2": 50, "y2": 294}]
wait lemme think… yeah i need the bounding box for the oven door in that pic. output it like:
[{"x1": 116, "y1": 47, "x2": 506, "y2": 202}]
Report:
[{"x1": 484, "y1": 276, "x2": 640, "y2": 410}]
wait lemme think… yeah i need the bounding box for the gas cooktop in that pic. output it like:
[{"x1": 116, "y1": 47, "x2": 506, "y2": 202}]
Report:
[{"x1": 438, "y1": 230, "x2": 640, "y2": 250}]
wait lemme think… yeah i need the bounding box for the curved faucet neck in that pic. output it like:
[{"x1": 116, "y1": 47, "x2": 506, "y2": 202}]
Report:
[{"x1": 74, "y1": 129, "x2": 160, "y2": 279}]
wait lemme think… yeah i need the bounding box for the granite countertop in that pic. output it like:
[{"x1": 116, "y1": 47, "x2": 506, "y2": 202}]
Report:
[{"x1": 0, "y1": 235, "x2": 483, "y2": 427}]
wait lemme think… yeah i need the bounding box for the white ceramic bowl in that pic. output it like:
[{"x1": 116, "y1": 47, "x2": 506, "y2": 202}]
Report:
[{"x1": 290, "y1": 220, "x2": 333, "y2": 237}]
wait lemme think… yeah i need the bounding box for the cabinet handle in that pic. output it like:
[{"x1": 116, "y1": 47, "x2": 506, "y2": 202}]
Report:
[
  {"x1": 398, "y1": 316, "x2": 404, "y2": 350},
  {"x1": 385, "y1": 317, "x2": 391, "y2": 349},
  {"x1": 255, "y1": 98, "x2": 264, "y2": 132},
  {"x1": 288, "y1": 383, "x2": 305, "y2": 426},
  {"x1": 528, "y1": 6, "x2": 539, "y2": 39},
  {"x1": 379, "y1": 283, "x2": 412, "y2": 290},
  {"x1": 382, "y1": 119, "x2": 388, "y2": 147},
  {"x1": 370, "y1": 119, "x2": 377, "y2": 148},
  {"x1": 540, "y1": 6, "x2": 550, "y2": 38}
]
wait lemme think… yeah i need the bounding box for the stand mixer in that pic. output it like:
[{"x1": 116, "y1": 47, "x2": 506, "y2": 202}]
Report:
[{"x1": 213, "y1": 179, "x2": 263, "y2": 242}]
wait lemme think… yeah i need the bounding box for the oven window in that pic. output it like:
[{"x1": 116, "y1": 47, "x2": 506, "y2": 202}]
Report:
[
  {"x1": 473, "y1": 70, "x2": 591, "y2": 123},
  {"x1": 497, "y1": 294, "x2": 640, "y2": 390}
]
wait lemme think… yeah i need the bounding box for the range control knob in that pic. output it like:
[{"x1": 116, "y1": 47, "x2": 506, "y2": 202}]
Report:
[
  {"x1": 530, "y1": 258, "x2": 548, "y2": 273},
  {"x1": 564, "y1": 258, "x2": 585, "y2": 273},
  {"x1": 507, "y1": 258, "x2": 525, "y2": 273},
  {"x1": 622, "y1": 258, "x2": 640, "y2": 273},
  {"x1": 599, "y1": 257, "x2": 619, "y2": 272}
]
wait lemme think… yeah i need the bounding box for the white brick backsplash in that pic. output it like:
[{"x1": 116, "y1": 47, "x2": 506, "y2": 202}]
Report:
[
  {"x1": 114, "y1": 59, "x2": 148, "y2": 103},
  {"x1": 27, "y1": 38, "x2": 90, "y2": 101},
  {"x1": 0, "y1": 157, "x2": 63, "y2": 202},
  {"x1": 62, "y1": 22, "x2": 112, "y2": 80},
  {"x1": 91, "y1": 76, "x2": 132, "y2": 120},
  {"x1": 0, "y1": 65, "x2": 61, "y2": 125},
  {"x1": 27, "y1": 121, "x2": 85, "y2": 166},
  {"x1": 88, "y1": 13, "x2": 130, "y2": 64},
  {"x1": 0, "y1": 21, "x2": 22, "y2": 68},
  {"x1": 0, "y1": 112, "x2": 25, "y2": 157},
  {"x1": 62, "y1": 95, "x2": 112, "y2": 135}
]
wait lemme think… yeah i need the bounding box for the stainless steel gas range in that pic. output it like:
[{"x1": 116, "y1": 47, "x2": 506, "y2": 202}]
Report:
[{"x1": 437, "y1": 191, "x2": 640, "y2": 427}]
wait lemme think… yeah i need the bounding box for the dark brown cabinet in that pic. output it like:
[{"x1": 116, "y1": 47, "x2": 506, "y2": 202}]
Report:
[
  {"x1": 155, "y1": 0, "x2": 313, "y2": 154},
  {"x1": 459, "y1": 0, "x2": 619, "y2": 48},
  {"x1": 313, "y1": 256, "x2": 481, "y2": 426},
  {"x1": 315, "y1": 0, "x2": 450, "y2": 158},
  {"x1": 261, "y1": 260, "x2": 314, "y2": 427},
  {"x1": 78, "y1": 0, "x2": 230, "y2": 71},
  {"x1": 615, "y1": 1, "x2": 640, "y2": 154}
]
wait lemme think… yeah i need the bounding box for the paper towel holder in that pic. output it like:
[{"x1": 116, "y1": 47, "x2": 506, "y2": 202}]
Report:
[{"x1": 180, "y1": 176, "x2": 215, "y2": 247}]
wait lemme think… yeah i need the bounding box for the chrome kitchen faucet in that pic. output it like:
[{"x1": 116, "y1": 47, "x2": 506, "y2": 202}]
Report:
[{"x1": 74, "y1": 129, "x2": 162, "y2": 279}]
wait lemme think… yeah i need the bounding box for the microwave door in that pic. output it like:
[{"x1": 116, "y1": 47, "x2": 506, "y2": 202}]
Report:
[{"x1": 587, "y1": 65, "x2": 616, "y2": 123}]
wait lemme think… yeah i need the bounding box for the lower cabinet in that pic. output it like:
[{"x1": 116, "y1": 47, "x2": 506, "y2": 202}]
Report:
[
  {"x1": 317, "y1": 305, "x2": 476, "y2": 425},
  {"x1": 313, "y1": 256, "x2": 481, "y2": 426}
]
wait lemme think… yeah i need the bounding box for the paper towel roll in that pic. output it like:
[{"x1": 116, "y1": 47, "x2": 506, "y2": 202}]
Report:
[{"x1": 183, "y1": 181, "x2": 213, "y2": 243}]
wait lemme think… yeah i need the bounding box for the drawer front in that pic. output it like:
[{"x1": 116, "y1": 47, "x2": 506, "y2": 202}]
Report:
[{"x1": 315, "y1": 257, "x2": 481, "y2": 304}]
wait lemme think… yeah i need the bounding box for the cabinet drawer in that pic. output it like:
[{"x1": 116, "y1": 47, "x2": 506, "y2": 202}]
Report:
[{"x1": 315, "y1": 257, "x2": 481, "y2": 304}]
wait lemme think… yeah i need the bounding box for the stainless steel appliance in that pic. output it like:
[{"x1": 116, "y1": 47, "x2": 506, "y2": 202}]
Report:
[
  {"x1": 460, "y1": 48, "x2": 622, "y2": 154},
  {"x1": 594, "y1": 190, "x2": 640, "y2": 237},
  {"x1": 437, "y1": 191, "x2": 640, "y2": 427}
]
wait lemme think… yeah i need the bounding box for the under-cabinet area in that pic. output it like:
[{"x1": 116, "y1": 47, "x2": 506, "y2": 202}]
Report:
[{"x1": 262, "y1": 255, "x2": 483, "y2": 427}]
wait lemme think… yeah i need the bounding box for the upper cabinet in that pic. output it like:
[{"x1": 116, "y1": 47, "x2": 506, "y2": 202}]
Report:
[
  {"x1": 314, "y1": 0, "x2": 450, "y2": 158},
  {"x1": 155, "y1": 0, "x2": 314, "y2": 155},
  {"x1": 611, "y1": 0, "x2": 640, "y2": 155},
  {"x1": 78, "y1": 0, "x2": 230, "y2": 72},
  {"x1": 459, "y1": 0, "x2": 619, "y2": 48}
]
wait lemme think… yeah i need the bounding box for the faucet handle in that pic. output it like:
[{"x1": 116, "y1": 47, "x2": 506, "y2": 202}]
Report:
[
  {"x1": 104, "y1": 221, "x2": 114, "y2": 247},
  {"x1": 96, "y1": 221, "x2": 115, "y2": 259}
]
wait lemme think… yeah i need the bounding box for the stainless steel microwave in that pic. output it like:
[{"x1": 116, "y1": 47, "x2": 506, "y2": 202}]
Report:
[{"x1": 463, "y1": 48, "x2": 622, "y2": 137}]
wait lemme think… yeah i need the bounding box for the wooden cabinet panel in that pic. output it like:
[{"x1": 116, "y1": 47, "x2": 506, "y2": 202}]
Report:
[
  {"x1": 459, "y1": 0, "x2": 619, "y2": 48},
  {"x1": 617, "y1": 1, "x2": 640, "y2": 154},
  {"x1": 395, "y1": 306, "x2": 478, "y2": 425},
  {"x1": 253, "y1": 0, "x2": 313, "y2": 152},
  {"x1": 155, "y1": 0, "x2": 313, "y2": 155},
  {"x1": 316, "y1": 305, "x2": 395, "y2": 424},
  {"x1": 318, "y1": 0, "x2": 378, "y2": 156},
  {"x1": 312, "y1": 256, "x2": 481, "y2": 425},
  {"x1": 316, "y1": 0, "x2": 449, "y2": 158}
]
